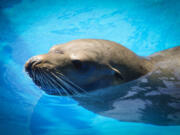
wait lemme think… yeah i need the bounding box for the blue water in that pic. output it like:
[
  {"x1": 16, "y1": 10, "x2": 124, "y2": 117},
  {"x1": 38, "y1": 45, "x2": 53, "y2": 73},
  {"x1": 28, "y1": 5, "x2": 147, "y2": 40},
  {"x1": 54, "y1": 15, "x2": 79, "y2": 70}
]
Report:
[{"x1": 0, "y1": 0, "x2": 180, "y2": 135}]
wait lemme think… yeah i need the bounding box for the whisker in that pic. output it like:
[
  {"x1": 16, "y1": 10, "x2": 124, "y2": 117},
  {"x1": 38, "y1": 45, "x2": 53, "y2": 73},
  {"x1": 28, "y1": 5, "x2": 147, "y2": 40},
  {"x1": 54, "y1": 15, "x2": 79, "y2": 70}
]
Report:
[
  {"x1": 51, "y1": 71, "x2": 88, "y2": 97},
  {"x1": 37, "y1": 69, "x2": 49, "y2": 90},
  {"x1": 44, "y1": 71, "x2": 71, "y2": 96},
  {"x1": 50, "y1": 72, "x2": 79, "y2": 95},
  {"x1": 44, "y1": 71, "x2": 67, "y2": 96},
  {"x1": 49, "y1": 72, "x2": 75, "y2": 96},
  {"x1": 43, "y1": 71, "x2": 61, "y2": 95},
  {"x1": 61, "y1": 79, "x2": 79, "y2": 95},
  {"x1": 39, "y1": 70, "x2": 55, "y2": 95},
  {"x1": 32, "y1": 68, "x2": 88, "y2": 97},
  {"x1": 36, "y1": 69, "x2": 44, "y2": 88},
  {"x1": 54, "y1": 71, "x2": 87, "y2": 94},
  {"x1": 32, "y1": 69, "x2": 41, "y2": 87},
  {"x1": 55, "y1": 75, "x2": 79, "y2": 95},
  {"x1": 31, "y1": 69, "x2": 36, "y2": 82}
]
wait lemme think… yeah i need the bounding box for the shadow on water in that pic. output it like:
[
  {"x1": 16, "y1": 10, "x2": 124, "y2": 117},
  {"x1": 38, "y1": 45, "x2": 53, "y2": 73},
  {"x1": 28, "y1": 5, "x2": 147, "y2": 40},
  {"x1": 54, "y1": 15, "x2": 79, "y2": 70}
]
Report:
[{"x1": 30, "y1": 96, "x2": 102, "y2": 135}]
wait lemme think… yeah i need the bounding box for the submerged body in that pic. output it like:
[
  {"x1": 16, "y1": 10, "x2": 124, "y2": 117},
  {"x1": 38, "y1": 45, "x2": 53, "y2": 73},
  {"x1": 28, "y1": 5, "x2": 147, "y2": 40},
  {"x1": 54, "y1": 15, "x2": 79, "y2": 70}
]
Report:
[{"x1": 25, "y1": 39, "x2": 180, "y2": 125}]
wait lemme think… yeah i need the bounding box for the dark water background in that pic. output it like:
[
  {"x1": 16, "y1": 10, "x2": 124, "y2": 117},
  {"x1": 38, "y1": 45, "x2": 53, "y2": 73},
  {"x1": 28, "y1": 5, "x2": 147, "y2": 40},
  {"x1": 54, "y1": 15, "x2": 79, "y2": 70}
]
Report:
[{"x1": 0, "y1": 0, "x2": 180, "y2": 135}]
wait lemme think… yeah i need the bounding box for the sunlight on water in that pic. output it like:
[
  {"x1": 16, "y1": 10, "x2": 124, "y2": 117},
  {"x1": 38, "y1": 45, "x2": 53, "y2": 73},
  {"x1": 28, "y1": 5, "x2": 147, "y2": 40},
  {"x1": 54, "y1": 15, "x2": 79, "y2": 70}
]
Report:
[{"x1": 0, "y1": 0, "x2": 180, "y2": 135}]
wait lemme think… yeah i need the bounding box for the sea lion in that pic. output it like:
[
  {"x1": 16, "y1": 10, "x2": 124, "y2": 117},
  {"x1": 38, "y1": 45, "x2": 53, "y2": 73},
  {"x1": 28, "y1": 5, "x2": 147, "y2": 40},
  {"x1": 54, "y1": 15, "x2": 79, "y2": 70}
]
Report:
[{"x1": 25, "y1": 39, "x2": 180, "y2": 125}]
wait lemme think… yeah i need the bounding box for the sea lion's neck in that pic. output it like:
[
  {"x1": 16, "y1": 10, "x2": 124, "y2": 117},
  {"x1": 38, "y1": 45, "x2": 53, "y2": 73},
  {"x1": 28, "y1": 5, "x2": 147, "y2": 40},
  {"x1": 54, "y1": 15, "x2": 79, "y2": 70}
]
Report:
[
  {"x1": 139, "y1": 56, "x2": 154, "y2": 73},
  {"x1": 118, "y1": 55, "x2": 154, "y2": 82}
]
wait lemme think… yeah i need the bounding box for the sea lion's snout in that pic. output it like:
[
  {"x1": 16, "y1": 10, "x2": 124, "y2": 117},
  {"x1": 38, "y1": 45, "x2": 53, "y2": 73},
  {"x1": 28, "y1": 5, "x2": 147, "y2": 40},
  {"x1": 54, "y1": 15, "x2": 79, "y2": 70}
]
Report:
[{"x1": 25, "y1": 56, "x2": 42, "y2": 75}]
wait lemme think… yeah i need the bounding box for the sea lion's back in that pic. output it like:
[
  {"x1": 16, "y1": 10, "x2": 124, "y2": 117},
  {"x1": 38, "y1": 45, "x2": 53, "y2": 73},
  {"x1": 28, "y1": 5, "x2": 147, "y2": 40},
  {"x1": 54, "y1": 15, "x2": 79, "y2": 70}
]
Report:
[
  {"x1": 149, "y1": 46, "x2": 180, "y2": 69},
  {"x1": 149, "y1": 46, "x2": 180, "y2": 62}
]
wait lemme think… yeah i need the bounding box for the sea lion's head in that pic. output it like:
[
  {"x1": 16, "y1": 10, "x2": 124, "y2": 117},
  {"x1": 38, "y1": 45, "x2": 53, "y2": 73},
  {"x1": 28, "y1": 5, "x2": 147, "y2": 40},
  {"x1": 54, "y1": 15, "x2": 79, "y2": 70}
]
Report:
[{"x1": 25, "y1": 39, "x2": 152, "y2": 96}]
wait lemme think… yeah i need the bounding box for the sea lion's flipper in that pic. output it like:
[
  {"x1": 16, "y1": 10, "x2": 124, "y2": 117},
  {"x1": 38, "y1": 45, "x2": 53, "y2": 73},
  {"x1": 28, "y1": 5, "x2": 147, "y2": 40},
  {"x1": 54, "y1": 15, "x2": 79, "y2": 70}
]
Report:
[{"x1": 108, "y1": 65, "x2": 124, "y2": 80}]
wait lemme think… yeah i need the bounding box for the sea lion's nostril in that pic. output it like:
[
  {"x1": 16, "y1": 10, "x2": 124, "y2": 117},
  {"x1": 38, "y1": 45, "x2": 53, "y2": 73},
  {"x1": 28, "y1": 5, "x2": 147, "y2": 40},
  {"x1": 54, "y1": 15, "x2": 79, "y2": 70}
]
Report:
[
  {"x1": 25, "y1": 56, "x2": 42, "y2": 73},
  {"x1": 25, "y1": 59, "x2": 35, "y2": 73}
]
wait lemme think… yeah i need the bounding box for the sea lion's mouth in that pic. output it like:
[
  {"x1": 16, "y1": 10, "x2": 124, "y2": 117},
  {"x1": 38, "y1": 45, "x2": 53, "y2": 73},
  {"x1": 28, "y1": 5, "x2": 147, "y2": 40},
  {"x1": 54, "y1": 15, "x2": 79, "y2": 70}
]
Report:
[
  {"x1": 25, "y1": 65, "x2": 86, "y2": 96},
  {"x1": 25, "y1": 56, "x2": 87, "y2": 96}
]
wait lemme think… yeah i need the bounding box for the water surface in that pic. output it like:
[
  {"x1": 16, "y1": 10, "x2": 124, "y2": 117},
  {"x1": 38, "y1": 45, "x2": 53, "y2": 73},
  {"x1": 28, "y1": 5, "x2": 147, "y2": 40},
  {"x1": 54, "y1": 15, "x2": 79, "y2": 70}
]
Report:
[{"x1": 0, "y1": 0, "x2": 180, "y2": 135}]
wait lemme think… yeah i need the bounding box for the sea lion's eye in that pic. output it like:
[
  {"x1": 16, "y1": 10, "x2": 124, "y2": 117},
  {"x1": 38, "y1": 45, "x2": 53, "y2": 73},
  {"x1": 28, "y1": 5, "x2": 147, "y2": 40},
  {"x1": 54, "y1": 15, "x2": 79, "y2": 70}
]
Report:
[
  {"x1": 72, "y1": 60, "x2": 82, "y2": 69},
  {"x1": 55, "y1": 50, "x2": 64, "y2": 54},
  {"x1": 71, "y1": 60, "x2": 89, "y2": 71}
]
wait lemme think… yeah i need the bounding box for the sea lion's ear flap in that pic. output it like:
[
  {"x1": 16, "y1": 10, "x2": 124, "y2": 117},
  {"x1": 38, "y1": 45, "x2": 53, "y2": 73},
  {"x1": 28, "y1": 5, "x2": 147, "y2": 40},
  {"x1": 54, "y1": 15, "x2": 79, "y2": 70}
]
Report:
[{"x1": 108, "y1": 65, "x2": 124, "y2": 80}]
